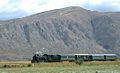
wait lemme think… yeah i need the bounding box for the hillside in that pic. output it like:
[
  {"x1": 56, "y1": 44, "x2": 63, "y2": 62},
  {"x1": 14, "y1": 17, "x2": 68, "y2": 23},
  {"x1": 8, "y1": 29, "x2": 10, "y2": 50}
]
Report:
[{"x1": 0, "y1": 6, "x2": 120, "y2": 60}]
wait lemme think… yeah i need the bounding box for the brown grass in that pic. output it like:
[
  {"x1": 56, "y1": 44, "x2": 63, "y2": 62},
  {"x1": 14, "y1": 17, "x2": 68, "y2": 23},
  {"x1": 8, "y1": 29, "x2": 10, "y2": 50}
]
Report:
[
  {"x1": 0, "y1": 61, "x2": 31, "y2": 64},
  {"x1": 0, "y1": 60, "x2": 120, "y2": 68},
  {"x1": 83, "y1": 61, "x2": 120, "y2": 65}
]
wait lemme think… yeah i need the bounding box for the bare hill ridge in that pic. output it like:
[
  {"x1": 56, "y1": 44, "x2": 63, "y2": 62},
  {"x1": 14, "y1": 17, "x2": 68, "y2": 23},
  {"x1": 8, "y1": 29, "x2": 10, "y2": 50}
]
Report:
[{"x1": 0, "y1": 6, "x2": 120, "y2": 60}]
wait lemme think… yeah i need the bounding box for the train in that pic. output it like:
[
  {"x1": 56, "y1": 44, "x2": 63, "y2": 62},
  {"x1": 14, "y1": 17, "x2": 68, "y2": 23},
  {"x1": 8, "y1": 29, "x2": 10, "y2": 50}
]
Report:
[{"x1": 31, "y1": 53, "x2": 117, "y2": 63}]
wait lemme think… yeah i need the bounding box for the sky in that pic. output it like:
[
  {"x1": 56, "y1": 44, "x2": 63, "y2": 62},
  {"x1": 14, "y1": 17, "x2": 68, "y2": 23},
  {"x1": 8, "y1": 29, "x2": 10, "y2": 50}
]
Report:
[{"x1": 0, "y1": 0, "x2": 120, "y2": 20}]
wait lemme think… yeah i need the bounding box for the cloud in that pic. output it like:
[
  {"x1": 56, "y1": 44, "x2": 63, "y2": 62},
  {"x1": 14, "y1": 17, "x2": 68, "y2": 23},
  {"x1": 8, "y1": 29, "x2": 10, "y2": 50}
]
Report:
[
  {"x1": 18, "y1": 0, "x2": 88, "y2": 13},
  {"x1": 0, "y1": 0, "x2": 20, "y2": 12},
  {"x1": 82, "y1": 0, "x2": 120, "y2": 12},
  {"x1": 0, "y1": 0, "x2": 120, "y2": 20},
  {"x1": 0, "y1": 0, "x2": 28, "y2": 20},
  {"x1": 0, "y1": 10, "x2": 28, "y2": 20}
]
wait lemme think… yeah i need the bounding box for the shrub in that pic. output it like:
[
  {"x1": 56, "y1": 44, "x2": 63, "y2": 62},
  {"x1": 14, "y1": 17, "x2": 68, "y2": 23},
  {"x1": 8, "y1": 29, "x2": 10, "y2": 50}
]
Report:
[
  {"x1": 3, "y1": 64, "x2": 11, "y2": 68},
  {"x1": 75, "y1": 60, "x2": 84, "y2": 65},
  {"x1": 27, "y1": 63, "x2": 32, "y2": 67}
]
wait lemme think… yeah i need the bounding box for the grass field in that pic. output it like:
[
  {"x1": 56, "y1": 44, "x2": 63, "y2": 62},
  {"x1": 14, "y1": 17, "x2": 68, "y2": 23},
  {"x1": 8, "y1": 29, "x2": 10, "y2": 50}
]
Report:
[{"x1": 0, "y1": 61, "x2": 120, "y2": 73}]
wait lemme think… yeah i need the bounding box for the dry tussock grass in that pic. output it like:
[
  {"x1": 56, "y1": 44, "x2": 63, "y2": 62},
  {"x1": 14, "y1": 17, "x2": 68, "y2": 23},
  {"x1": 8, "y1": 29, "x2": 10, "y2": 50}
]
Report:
[
  {"x1": 83, "y1": 60, "x2": 120, "y2": 65},
  {"x1": 0, "y1": 61, "x2": 77, "y2": 68},
  {"x1": 0, "y1": 60, "x2": 120, "y2": 68}
]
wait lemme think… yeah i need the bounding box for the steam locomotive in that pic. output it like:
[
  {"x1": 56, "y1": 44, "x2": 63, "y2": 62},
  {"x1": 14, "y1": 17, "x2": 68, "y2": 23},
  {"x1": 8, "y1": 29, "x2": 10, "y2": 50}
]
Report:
[{"x1": 31, "y1": 53, "x2": 117, "y2": 63}]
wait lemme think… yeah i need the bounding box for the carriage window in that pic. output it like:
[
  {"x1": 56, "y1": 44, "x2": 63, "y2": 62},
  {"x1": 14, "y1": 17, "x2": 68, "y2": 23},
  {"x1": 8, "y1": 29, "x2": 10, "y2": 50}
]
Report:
[
  {"x1": 62, "y1": 56, "x2": 67, "y2": 58},
  {"x1": 68, "y1": 56, "x2": 74, "y2": 58}
]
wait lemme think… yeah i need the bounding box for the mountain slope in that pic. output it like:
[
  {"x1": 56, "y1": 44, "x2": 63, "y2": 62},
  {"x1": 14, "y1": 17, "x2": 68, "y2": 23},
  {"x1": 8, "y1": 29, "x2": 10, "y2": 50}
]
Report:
[{"x1": 0, "y1": 6, "x2": 120, "y2": 60}]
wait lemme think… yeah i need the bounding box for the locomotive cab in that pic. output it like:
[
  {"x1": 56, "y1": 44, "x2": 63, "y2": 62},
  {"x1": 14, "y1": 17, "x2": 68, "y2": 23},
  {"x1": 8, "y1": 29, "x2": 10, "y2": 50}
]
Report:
[{"x1": 31, "y1": 51, "x2": 44, "y2": 63}]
